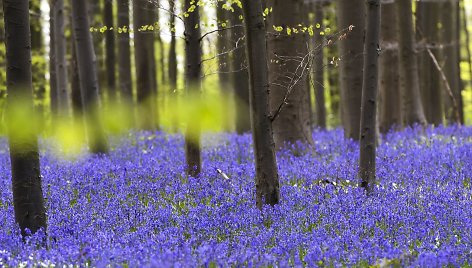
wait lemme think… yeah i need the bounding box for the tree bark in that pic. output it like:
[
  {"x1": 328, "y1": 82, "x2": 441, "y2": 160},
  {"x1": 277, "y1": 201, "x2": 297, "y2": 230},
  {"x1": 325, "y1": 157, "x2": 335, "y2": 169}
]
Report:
[
  {"x1": 3, "y1": 0, "x2": 47, "y2": 237},
  {"x1": 313, "y1": 2, "x2": 326, "y2": 129},
  {"x1": 396, "y1": 0, "x2": 427, "y2": 126},
  {"x1": 184, "y1": 0, "x2": 202, "y2": 177},
  {"x1": 417, "y1": 0, "x2": 443, "y2": 125},
  {"x1": 71, "y1": 0, "x2": 109, "y2": 154},
  {"x1": 242, "y1": 0, "x2": 280, "y2": 209},
  {"x1": 359, "y1": 0, "x2": 380, "y2": 193},
  {"x1": 168, "y1": 0, "x2": 178, "y2": 91},
  {"x1": 52, "y1": 0, "x2": 70, "y2": 116},
  {"x1": 229, "y1": 4, "x2": 251, "y2": 133},
  {"x1": 336, "y1": 0, "x2": 365, "y2": 140},
  {"x1": 49, "y1": 3, "x2": 58, "y2": 117},
  {"x1": 268, "y1": 0, "x2": 313, "y2": 148},
  {"x1": 104, "y1": 0, "x2": 116, "y2": 101},
  {"x1": 133, "y1": 0, "x2": 157, "y2": 129},
  {"x1": 117, "y1": 0, "x2": 133, "y2": 104},
  {"x1": 379, "y1": 1, "x2": 401, "y2": 132}
]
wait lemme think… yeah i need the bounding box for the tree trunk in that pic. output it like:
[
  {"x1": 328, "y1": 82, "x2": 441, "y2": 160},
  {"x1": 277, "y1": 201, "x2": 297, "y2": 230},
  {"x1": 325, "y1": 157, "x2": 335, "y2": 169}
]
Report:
[
  {"x1": 70, "y1": 11, "x2": 83, "y2": 120},
  {"x1": 359, "y1": 0, "x2": 380, "y2": 193},
  {"x1": 229, "y1": 4, "x2": 251, "y2": 133},
  {"x1": 379, "y1": 1, "x2": 401, "y2": 132},
  {"x1": 396, "y1": 0, "x2": 427, "y2": 126},
  {"x1": 49, "y1": 3, "x2": 58, "y2": 117},
  {"x1": 104, "y1": 0, "x2": 116, "y2": 101},
  {"x1": 336, "y1": 0, "x2": 365, "y2": 140},
  {"x1": 117, "y1": 0, "x2": 133, "y2": 104},
  {"x1": 71, "y1": 0, "x2": 109, "y2": 154},
  {"x1": 3, "y1": 0, "x2": 47, "y2": 238},
  {"x1": 313, "y1": 2, "x2": 326, "y2": 129},
  {"x1": 30, "y1": 0, "x2": 46, "y2": 126},
  {"x1": 133, "y1": 0, "x2": 157, "y2": 129},
  {"x1": 268, "y1": 0, "x2": 313, "y2": 148},
  {"x1": 417, "y1": 1, "x2": 443, "y2": 125},
  {"x1": 184, "y1": 0, "x2": 202, "y2": 177},
  {"x1": 168, "y1": 0, "x2": 177, "y2": 91},
  {"x1": 52, "y1": 0, "x2": 70, "y2": 116},
  {"x1": 242, "y1": 0, "x2": 280, "y2": 209}
]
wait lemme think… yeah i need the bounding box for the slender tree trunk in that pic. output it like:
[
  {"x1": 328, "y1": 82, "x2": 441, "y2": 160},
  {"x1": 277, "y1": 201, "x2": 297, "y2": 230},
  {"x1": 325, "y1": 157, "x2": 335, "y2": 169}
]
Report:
[
  {"x1": 396, "y1": 0, "x2": 427, "y2": 126},
  {"x1": 359, "y1": 0, "x2": 380, "y2": 193},
  {"x1": 3, "y1": 0, "x2": 47, "y2": 238},
  {"x1": 242, "y1": 0, "x2": 280, "y2": 209},
  {"x1": 71, "y1": 0, "x2": 109, "y2": 153},
  {"x1": 184, "y1": 0, "x2": 202, "y2": 177},
  {"x1": 117, "y1": 0, "x2": 132, "y2": 104},
  {"x1": 379, "y1": 1, "x2": 401, "y2": 132},
  {"x1": 229, "y1": 4, "x2": 251, "y2": 133},
  {"x1": 168, "y1": 0, "x2": 177, "y2": 91},
  {"x1": 49, "y1": 3, "x2": 58, "y2": 117},
  {"x1": 268, "y1": 0, "x2": 313, "y2": 148},
  {"x1": 52, "y1": 0, "x2": 70, "y2": 116},
  {"x1": 30, "y1": 0, "x2": 46, "y2": 127},
  {"x1": 417, "y1": 1, "x2": 443, "y2": 125},
  {"x1": 133, "y1": 0, "x2": 157, "y2": 129},
  {"x1": 313, "y1": 2, "x2": 326, "y2": 129},
  {"x1": 70, "y1": 11, "x2": 83, "y2": 121},
  {"x1": 336, "y1": 0, "x2": 365, "y2": 140},
  {"x1": 104, "y1": 0, "x2": 116, "y2": 101}
]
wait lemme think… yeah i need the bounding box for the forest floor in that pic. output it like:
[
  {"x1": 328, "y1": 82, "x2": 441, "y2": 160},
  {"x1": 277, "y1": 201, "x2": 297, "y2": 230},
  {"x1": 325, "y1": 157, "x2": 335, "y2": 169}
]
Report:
[{"x1": 0, "y1": 126, "x2": 471, "y2": 267}]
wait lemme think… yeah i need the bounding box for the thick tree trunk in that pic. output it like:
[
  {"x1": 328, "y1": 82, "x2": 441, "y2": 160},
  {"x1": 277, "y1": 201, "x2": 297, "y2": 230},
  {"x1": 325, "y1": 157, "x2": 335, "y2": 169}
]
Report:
[
  {"x1": 336, "y1": 0, "x2": 365, "y2": 140},
  {"x1": 70, "y1": 11, "x2": 83, "y2": 120},
  {"x1": 117, "y1": 0, "x2": 132, "y2": 104},
  {"x1": 3, "y1": 0, "x2": 47, "y2": 237},
  {"x1": 104, "y1": 0, "x2": 116, "y2": 101},
  {"x1": 71, "y1": 0, "x2": 109, "y2": 154},
  {"x1": 359, "y1": 0, "x2": 380, "y2": 193},
  {"x1": 268, "y1": 0, "x2": 313, "y2": 148},
  {"x1": 229, "y1": 4, "x2": 251, "y2": 133},
  {"x1": 313, "y1": 2, "x2": 326, "y2": 129},
  {"x1": 379, "y1": 1, "x2": 401, "y2": 132},
  {"x1": 133, "y1": 0, "x2": 157, "y2": 129},
  {"x1": 184, "y1": 0, "x2": 202, "y2": 177},
  {"x1": 396, "y1": 0, "x2": 427, "y2": 126},
  {"x1": 242, "y1": 0, "x2": 280, "y2": 209},
  {"x1": 52, "y1": 0, "x2": 70, "y2": 116},
  {"x1": 417, "y1": 1, "x2": 443, "y2": 125}
]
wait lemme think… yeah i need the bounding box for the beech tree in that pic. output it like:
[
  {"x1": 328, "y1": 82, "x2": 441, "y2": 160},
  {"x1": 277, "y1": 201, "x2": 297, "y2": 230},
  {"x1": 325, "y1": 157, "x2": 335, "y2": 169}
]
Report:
[
  {"x1": 71, "y1": 0, "x2": 109, "y2": 153},
  {"x1": 184, "y1": 0, "x2": 202, "y2": 177},
  {"x1": 267, "y1": 0, "x2": 313, "y2": 148},
  {"x1": 104, "y1": 0, "x2": 116, "y2": 101},
  {"x1": 336, "y1": 0, "x2": 365, "y2": 140},
  {"x1": 117, "y1": 0, "x2": 133, "y2": 104},
  {"x1": 359, "y1": 0, "x2": 380, "y2": 193},
  {"x1": 3, "y1": 0, "x2": 47, "y2": 237},
  {"x1": 242, "y1": 0, "x2": 280, "y2": 209},
  {"x1": 313, "y1": 1, "x2": 326, "y2": 129}
]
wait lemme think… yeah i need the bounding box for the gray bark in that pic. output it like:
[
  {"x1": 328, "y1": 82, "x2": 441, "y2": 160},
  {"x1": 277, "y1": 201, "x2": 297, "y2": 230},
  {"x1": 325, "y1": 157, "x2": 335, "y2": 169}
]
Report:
[
  {"x1": 104, "y1": 0, "x2": 117, "y2": 101},
  {"x1": 117, "y1": 0, "x2": 133, "y2": 103},
  {"x1": 313, "y1": 2, "x2": 326, "y2": 129}
]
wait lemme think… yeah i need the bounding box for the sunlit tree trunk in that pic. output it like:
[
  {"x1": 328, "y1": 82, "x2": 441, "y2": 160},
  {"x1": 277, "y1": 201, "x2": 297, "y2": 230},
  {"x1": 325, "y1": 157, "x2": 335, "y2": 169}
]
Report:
[
  {"x1": 3, "y1": 0, "x2": 47, "y2": 238},
  {"x1": 184, "y1": 0, "x2": 202, "y2": 177},
  {"x1": 242, "y1": 0, "x2": 280, "y2": 209},
  {"x1": 71, "y1": 0, "x2": 109, "y2": 153}
]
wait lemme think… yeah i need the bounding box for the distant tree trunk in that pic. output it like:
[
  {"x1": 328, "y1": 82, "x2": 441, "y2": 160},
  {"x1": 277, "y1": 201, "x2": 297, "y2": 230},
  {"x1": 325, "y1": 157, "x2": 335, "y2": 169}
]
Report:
[
  {"x1": 359, "y1": 0, "x2": 380, "y2": 193},
  {"x1": 379, "y1": 1, "x2": 401, "y2": 132},
  {"x1": 71, "y1": 0, "x2": 109, "y2": 153},
  {"x1": 104, "y1": 0, "x2": 116, "y2": 101},
  {"x1": 146, "y1": 2, "x2": 158, "y2": 108},
  {"x1": 325, "y1": 2, "x2": 340, "y2": 126},
  {"x1": 52, "y1": 0, "x2": 70, "y2": 116},
  {"x1": 441, "y1": 1, "x2": 462, "y2": 124},
  {"x1": 336, "y1": 0, "x2": 365, "y2": 140},
  {"x1": 30, "y1": 0, "x2": 46, "y2": 126},
  {"x1": 268, "y1": 0, "x2": 313, "y2": 148},
  {"x1": 133, "y1": 0, "x2": 157, "y2": 129},
  {"x1": 117, "y1": 0, "x2": 132, "y2": 104},
  {"x1": 49, "y1": 3, "x2": 58, "y2": 117},
  {"x1": 168, "y1": 0, "x2": 177, "y2": 91},
  {"x1": 229, "y1": 4, "x2": 251, "y2": 133},
  {"x1": 396, "y1": 0, "x2": 427, "y2": 126},
  {"x1": 3, "y1": 0, "x2": 47, "y2": 238},
  {"x1": 242, "y1": 0, "x2": 280, "y2": 209},
  {"x1": 88, "y1": 0, "x2": 105, "y2": 96},
  {"x1": 184, "y1": 0, "x2": 202, "y2": 177},
  {"x1": 313, "y1": 2, "x2": 326, "y2": 129},
  {"x1": 417, "y1": 1, "x2": 443, "y2": 125}
]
